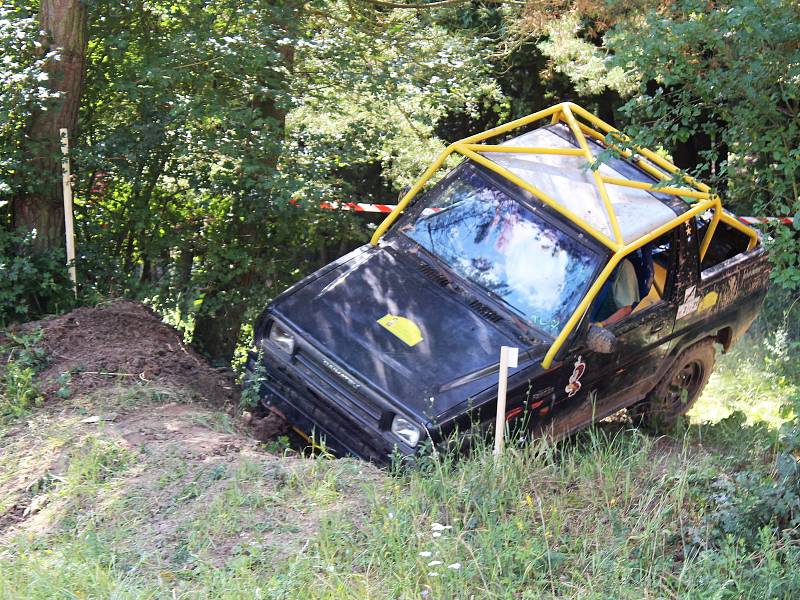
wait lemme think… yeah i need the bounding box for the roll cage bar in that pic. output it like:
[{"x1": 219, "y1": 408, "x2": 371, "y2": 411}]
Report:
[{"x1": 370, "y1": 102, "x2": 759, "y2": 369}]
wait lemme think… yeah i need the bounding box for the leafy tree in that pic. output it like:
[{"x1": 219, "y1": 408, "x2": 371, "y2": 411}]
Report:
[
  {"x1": 0, "y1": 2, "x2": 78, "y2": 322},
  {"x1": 605, "y1": 0, "x2": 800, "y2": 289},
  {"x1": 67, "y1": 1, "x2": 503, "y2": 363},
  {"x1": 71, "y1": 0, "x2": 307, "y2": 362},
  {"x1": 0, "y1": 2, "x2": 54, "y2": 220}
]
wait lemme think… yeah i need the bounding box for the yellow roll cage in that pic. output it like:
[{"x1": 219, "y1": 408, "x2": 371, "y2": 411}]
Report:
[{"x1": 369, "y1": 102, "x2": 759, "y2": 370}]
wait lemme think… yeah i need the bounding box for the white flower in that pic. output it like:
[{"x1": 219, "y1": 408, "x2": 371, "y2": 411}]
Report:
[
  {"x1": 447, "y1": 563, "x2": 461, "y2": 570},
  {"x1": 432, "y1": 532, "x2": 442, "y2": 538},
  {"x1": 431, "y1": 523, "x2": 452, "y2": 532},
  {"x1": 427, "y1": 572, "x2": 439, "y2": 577},
  {"x1": 418, "y1": 551, "x2": 432, "y2": 557},
  {"x1": 427, "y1": 560, "x2": 442, "y2": 567}
]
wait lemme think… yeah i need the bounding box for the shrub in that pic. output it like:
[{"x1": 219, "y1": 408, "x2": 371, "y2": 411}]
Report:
[
  {"x1": 0, "y1": 228, "x2": 76, "y2": 326},
  {"x1": 690, "y1": 305, "x2": 800, "y2": 552}
]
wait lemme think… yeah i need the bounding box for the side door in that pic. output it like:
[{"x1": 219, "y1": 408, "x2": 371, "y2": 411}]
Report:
[
  {"x1": 605, "y1": 222, "x2": 697, "y2": 396},
  {"x1": 541, "y1": 224, "x2": 694, "y2": 436}
]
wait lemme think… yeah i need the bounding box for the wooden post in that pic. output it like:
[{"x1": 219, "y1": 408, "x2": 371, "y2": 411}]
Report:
[
  {"x1": 60, "y1": 128, "x2": 77, "y2": 297},
  {"x1": 494, "y1": 345, "x2": 519, "y2": 461}
]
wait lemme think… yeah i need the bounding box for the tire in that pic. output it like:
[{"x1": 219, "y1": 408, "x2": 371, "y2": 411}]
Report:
[{"x1": 630, "y1": 340, "x2": 716, "y2": 432}]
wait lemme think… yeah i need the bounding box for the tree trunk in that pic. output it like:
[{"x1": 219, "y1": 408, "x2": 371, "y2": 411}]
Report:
[
  {"x1": 11, "y1": 0, "x2": 88, "y2": 252},
  {"x1": 192, "y1": 292, "x2": 253, "y2": 366}
]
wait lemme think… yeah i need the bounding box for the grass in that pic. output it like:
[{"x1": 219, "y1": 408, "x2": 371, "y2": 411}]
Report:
[
  {"x1": 0, "y1": 331, "x2": 799, "y2": 598},
  {"x1": 0, "y1": 330, "x2": 46, "y2": 421},
  {"x1": 281, "y1": 430, "x2": 799, "y2": 599},
  {"x1": 691, "y1": 342, "x2": 795, "y2": 428}
]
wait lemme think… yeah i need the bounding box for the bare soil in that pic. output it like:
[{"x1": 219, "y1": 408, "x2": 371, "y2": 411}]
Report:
[{"x1": 16, "y1": 300, "x2": 238, "y2": 407}]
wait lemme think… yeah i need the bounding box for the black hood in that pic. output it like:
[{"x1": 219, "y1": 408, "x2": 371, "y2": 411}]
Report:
[{"x1": 272, "y1": 244, "x2": 536, "y2": 419}]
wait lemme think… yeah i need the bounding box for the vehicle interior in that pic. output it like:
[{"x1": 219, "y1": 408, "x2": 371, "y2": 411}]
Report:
[
  {"x1": 633, "y1": 233, "x2": 673, "y2": 313},
  {"x1": 696, "y1": 212, "x2": 754, "y2": 272},
  {"x1": 591, "y1": 231, "x2": 674, "y2": 324}
]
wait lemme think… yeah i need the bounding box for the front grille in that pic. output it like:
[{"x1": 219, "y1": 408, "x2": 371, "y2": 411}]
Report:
[
  {"x1": 262, "y1": 364, "x2": 392, "y2": 462},
  {"x1": 295, "y1": 355, "x2": 381, "y2": 421}
]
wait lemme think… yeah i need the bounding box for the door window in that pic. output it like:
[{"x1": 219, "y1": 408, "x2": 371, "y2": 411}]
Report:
[{"x1": 591, "y1": 230, "x2": 677, "y2": 327}]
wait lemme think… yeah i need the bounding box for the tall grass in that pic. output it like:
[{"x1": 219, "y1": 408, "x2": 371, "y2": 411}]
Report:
[
  {"x1": 2, "y1": 316, "x2": 799, "y2": 598},
  {"x1": 1, "y1": 418, "x2": 797, "y2": 598},
  {"x1": 275, "y1": 426, "x2": 798, "y2": 599}
]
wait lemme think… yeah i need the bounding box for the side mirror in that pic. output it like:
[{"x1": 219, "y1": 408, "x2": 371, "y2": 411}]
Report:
[{"x1": 586, "y1": 324, "x2": 618, "y2": 354}]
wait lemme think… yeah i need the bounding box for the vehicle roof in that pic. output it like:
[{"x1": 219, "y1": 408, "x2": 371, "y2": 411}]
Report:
[{"x1": 486, "y1": 125, "x2": 683, "y2": 246}]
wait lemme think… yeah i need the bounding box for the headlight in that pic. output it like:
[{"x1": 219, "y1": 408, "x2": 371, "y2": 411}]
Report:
[
  {"x1": 391, "y1": 415, "x2": 420, "y2": 447},
  {"x1": 269, "y1": 322, "x2": 295, "y2": 355}
]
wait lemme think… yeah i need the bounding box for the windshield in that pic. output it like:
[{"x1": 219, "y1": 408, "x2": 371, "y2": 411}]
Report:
[{"x1": 401, "y1": 166, "x2": 601, "y2": 336}]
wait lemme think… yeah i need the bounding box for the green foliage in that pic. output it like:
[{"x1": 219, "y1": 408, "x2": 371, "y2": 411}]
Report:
[
  {"x1": 0, "y1": 228, "x2": 76, "y2": 325},
  {"x1": 605, "y1": 0, "x2": 800, "y2": 289},
  {"x1": 684, "y1": 295, "x2": 800, "y2": 554},
  {"x1": 0, "y1": 329, "x2": 46, "y2": 419},
  {"x1": 290, "y1": 3, "x2": 500, "y2": 191},
  {"x1": 75, "y1": 0, "x2": 312, "y2": 302},
  {"x1": 537, "y1": 12, "x2": 635, "y2": 97},
  {"x1": 695, "y1": 459, "x2": 800, "y2": 550},
  {"x1": 240, "y1": 349, "x2": 267, "y2": 410},
  {"x1": 0, "y1": 359, "x2": 41, "y2": 419},
  {"x1": 61, "y1": 0, "x2": 507, "y2": 356}
]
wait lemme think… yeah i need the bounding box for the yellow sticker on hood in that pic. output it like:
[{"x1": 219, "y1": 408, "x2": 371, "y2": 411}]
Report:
[{"x1": 377, "y1": 314, "x2": 423, "y2": 347}]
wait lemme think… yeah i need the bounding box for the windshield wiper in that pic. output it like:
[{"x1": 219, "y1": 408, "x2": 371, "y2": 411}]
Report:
[{"x1": 484, "y1": 289, "x2": 526, "y2": 318}]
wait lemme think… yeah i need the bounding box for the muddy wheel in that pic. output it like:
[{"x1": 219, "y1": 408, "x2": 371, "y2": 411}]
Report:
[{"x1": 630, "y1": 340, "x2": 716, "y2": 432}]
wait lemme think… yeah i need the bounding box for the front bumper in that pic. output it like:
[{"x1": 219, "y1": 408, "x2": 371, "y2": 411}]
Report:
[{"x1": 247, "y1": 344, "x2": 417, "y2": 465}]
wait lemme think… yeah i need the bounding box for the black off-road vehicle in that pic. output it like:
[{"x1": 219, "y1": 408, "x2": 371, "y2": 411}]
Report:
[{"x1": 245, "y1": 102, "x2": 770, "y2": 464}]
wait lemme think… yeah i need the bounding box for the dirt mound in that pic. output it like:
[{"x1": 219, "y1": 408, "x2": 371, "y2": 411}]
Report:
[
  {"x1": 0, "y1": 394, "x2": 382, "y2": 569},
  {"x1": 19, "y1": 301, "x2": 238, "y2": 406}
]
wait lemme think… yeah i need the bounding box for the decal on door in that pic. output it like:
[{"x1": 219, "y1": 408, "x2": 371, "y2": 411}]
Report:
[
  {"x1": 377, "y1": 314, "x2": 424, "y2": 347},
  {"x1": 677, "y1": 286, "x2": 719, "y2": 319},
  {"x1": 565, "y1": 355, "x2": 586, "y2": 397},
  {"x1": 677, "y1": 285, "x2": 700, "y2": 319},
  {"x1": 698, "y1": 290, "x2": 719, "y2": 312}
]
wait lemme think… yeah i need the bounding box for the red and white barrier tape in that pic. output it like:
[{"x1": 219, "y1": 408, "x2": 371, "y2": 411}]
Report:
[
  {"x1": 737, "y1": 216, "x2": 793, "y2": 226},
  {"x1": 319, "y1": 201, "x2": 441, "y2": 216},
  {"x1": 318, "y1": 201, "x2": 793, "y2": 227},
  {"x1": 319, "y1": 201, "x2": 396, "y2": 213}
]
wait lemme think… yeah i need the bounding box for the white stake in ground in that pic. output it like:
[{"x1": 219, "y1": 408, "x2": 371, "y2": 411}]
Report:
[
  {"x1": 60, "y1": 128, "x2": 77, "y2": 296},
  {"x1": 493, "y1": 345, "x2": 519, "y2": 461}
]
